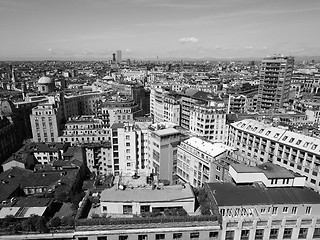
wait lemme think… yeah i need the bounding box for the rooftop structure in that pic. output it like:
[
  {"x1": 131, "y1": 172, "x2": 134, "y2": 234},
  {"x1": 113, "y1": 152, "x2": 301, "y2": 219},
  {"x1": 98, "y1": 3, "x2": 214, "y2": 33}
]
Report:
[
  {"x1": 228, "y1": 119, "x2": 320, "y2": 193},
  {"x1": 230, "y1": 162, "x2": 305, "y2": 187}
]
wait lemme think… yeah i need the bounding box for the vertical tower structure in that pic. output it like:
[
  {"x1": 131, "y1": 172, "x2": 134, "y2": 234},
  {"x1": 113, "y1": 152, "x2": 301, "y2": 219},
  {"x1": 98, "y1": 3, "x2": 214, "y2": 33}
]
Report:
[{"x1": 258, "y1": 55, "x2": 294, "y2": 111}]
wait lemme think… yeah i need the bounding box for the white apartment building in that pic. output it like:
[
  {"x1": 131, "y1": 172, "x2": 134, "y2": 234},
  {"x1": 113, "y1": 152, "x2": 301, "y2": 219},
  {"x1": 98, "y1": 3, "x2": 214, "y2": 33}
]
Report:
[
  {"x1": 84, "y1": 142, "x2": 112, "y2": 175},
  {"x1": 227, "y1": 95, "x2": 248, "y2": 114},
  {"x1": 148, "y1": 123, "x2": 181, "y2": 183},
  {"x1": 150, "y1": 88, "x2": 181, "y2": 125},
  {"x1": 30, "y1": 103, "x2": 62, "y2": 143},
  {"x1": 227, "y1": 119, "x2": 320, "y2": 193},
  {"x1": 58, "y1": 116, "x2": 110, "y2": 145},
  {"x1": 63, "y1": 91, "x2": 101, "y2": 118},
  {"x1": 189, "y1": 103, "x2": 227, "y2": 142},
  {"x1": 177, "y1": 137, "x2": 235, "y2": 187},
  {"x1": 110, "y1": 122, "x2": 151, "y2": 176},
  {"x1": 99, "y1": 97, "x2": 141, "y2": 128}
]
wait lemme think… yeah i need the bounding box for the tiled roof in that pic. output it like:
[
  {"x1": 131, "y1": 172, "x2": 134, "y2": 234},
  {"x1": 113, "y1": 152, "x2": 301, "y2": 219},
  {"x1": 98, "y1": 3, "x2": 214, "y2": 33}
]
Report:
[
  {"x1": 231, "y1": 119, "x2": 320, "y2": 154},
  {"x1": 206, "y1": 182, "x2": 320, "y2": 206}
]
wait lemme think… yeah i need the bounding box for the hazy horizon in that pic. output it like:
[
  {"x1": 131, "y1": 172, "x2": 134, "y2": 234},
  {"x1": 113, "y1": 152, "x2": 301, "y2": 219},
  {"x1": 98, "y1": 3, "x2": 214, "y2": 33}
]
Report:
[{"x1": 1, "y1": 0, "x2": 320, "y2": 61}]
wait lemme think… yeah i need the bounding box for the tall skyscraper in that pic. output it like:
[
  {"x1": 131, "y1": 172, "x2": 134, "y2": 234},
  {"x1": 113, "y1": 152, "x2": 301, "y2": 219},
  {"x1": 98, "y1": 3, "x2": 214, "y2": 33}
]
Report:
[
  {"x1": 116, "y1": 50, "x2": 122, "y2": 63},
  {"x1": 257, "y1": 55, "x2": 294, "y2": 110}
]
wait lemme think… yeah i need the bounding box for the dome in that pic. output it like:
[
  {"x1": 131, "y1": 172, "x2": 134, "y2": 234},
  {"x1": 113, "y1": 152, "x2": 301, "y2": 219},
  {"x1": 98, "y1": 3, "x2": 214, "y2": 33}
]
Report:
[{"x1": 38, "y1": 76, "x2": 53, "y2": 84}]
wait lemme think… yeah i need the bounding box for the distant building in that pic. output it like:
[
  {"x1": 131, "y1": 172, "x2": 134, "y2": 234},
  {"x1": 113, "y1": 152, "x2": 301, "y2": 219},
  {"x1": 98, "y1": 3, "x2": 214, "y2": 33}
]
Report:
[
  {"x1": 257, "y1": 55, "x2": 294, "y2": 110},
  {"x1": 37, "y1": 76, "x2": 55, "y2": 94},
  {"x1": 150, "y1": 88, "x2": 181, "y2": 125},
  {"x1": 116, "y1": 50, "x2": 122, "y2": 63},
  {"x1": 30, "y1": 103, "x2": 62, "y2": 143},
  {"x1": 58, "y1": 115, "x2": 110, "y2": 145}
]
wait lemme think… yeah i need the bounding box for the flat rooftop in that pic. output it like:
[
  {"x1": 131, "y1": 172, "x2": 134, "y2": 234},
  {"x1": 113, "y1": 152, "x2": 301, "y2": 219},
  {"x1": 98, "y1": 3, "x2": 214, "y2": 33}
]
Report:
[
  {"x1": 153, "y1": 128, "x2": 180, "y2": 137},
  {"x1": 206, "y1": 182, "x2": 320, "y2": 206},
  {"x1": 184, "y1": 137, "x2": 234, "y2": 157},
  {"x1": 231, "y1": 162, "x2": 297, "y2": 179},
  {"x1": 100, "y1": 183, "x2": 194, "y2": 203}
]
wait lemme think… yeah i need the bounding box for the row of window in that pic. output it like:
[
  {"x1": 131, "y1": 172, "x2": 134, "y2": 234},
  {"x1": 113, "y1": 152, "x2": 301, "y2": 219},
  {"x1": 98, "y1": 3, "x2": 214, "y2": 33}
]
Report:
[
  {"x1": 226, "y1": 227, "x2": 320, "y2": 240},
  {"x1": 78, "y1": 231, "x2": 219, "y2": 240}
]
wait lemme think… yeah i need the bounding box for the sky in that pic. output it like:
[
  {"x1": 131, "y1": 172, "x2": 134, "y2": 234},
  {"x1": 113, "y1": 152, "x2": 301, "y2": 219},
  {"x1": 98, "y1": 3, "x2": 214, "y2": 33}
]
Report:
[{"x1": 0, "y1": 0, "x2": 320, "y2": 60}]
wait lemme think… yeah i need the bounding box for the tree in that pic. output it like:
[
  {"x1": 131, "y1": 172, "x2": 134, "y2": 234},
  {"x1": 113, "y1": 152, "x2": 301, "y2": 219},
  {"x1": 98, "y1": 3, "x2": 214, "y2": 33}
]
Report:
[
  {"x1": 10, "y1": 222, "x2": 22, "y2": 234},
  {"x1": 22, "y1": 215, "x2": 38, "y2": 232},
  {"x1": 49, "y1": 217, "x2": 61, "y2": 228},
  {"x1": 35, "y1": 216, "x2": 49, "y2": 233},
  {"x1": 61, "y1": 216, "x2": 75, "y2": 227},
  {"x1": 1, "y1": 215, "x2": 15, "y2": 228}
]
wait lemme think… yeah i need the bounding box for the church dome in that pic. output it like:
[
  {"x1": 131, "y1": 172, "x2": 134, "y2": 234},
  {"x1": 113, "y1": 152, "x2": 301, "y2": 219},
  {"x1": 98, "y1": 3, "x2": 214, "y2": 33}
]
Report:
[{"x1": 38, "y1": 76, "x2": 53, "y2": 84}]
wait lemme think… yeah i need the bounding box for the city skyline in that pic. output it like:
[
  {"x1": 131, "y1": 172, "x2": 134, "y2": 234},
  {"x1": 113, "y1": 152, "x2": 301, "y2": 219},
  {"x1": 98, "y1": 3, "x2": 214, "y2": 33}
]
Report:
[{"x1": 1, "y1": 0, "x2": 320, "y2": 60}]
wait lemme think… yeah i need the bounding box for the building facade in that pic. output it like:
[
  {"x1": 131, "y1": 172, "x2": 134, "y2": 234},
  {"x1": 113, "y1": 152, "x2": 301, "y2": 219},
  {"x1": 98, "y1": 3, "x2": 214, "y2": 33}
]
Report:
[
  {"x1": 227, "y1": 119, "x2": 320, "y2": 193},
  {"x1": 177, "y1": 137, "x2": 235, "y2": 187},
  {"x1": 257, "y1": 55, "x2": 294, "y2": 110},
  {"x1": 30, "y1": 103, "x2": 62, "y2": 143}
]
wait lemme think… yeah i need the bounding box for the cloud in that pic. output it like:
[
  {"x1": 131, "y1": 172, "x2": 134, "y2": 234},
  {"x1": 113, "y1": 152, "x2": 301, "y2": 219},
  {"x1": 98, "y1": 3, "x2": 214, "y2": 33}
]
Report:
[{"x1": 179, "y1": 37, "x2": 199, "y2": 44}]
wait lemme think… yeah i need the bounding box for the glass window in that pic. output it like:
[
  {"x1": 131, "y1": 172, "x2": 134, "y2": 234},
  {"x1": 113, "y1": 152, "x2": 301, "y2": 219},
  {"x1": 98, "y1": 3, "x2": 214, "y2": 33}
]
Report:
[
  {"x1": 97, "y1": 237, "x2": 107, "y2": 240},
  {"x1": 255, "y1": 229, "x2": 264, "y2": 240},
  {"x1": 138, "y1": 235, "x2": 148, "y2": 240},
  {"x1": 155, "y1": 234, "x2": 165, "y2": 240},
  {"x1": 270, "y1": 229, "x2": 279, "y2": 239},
  {"x1": 190, "y1": 232, "x2": 199, "y2": 239},
  {"x1": 241, "y1": 230, "x2": 250, "y2": 240},
  {"x1": 226, "y1": 230, "x2": 234, "y2": 240},
  {"x1": 283, "y1": 228, "x2": 292, "y2": 239},
  {"x1": 173, "y1": 233, "x2": 182, "y2": 239},
  {"x1": 313, "y1": 228, "x2": 320, "y2": 238},
  {"x1": 209, "y1": 232, "x2": 218, "y2": 239},
  {"x1": 123, "y1": 205, "x2": 132, "y2": 214},
  {"x1": 292, "y1": 206, "x2": 297, "y2": 214},
  {"x1": 298, "y1": 228, "x2": 308, "y2": 239},
  {"x1": 306, "y1": 206, "x2": 312, "y2": 214},
  {"x1": 119, "y1": 236, "x2": 128, "y2": 240}
]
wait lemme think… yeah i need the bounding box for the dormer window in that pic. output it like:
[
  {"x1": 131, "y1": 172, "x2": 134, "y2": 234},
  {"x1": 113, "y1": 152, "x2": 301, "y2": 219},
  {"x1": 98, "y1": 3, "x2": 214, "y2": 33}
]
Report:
[
  {"x1": 289, "y1": 138, "x2": 295, "y2": 143},
  {"x1": 283, "y1": 136, "x2": 288, "y2": 141},
  {"x1": 266, "y1": 131, "x2": 271, "y2": 136},
  {"x1": 259, "y1": 129, "x2": 265, "y2": 133},
  {"x1": 296, "y1": 140, "x2": 302, "y2": 145},
  {"x1": 312, "y1": 144, "x2": 318, "y2": 150},
  {"x1": 303, "y1": 142, "x2": 309, "y2": 148},
  {"x1": 274, "y1": 133, "x2": 280, "y2": 138}
]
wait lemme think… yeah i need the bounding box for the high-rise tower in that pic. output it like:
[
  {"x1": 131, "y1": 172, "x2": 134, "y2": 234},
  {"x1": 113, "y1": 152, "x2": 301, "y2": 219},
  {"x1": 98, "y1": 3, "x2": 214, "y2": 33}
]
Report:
[
  {"x1": 257, "y1": 55, "x2": 294, "y2": 111},
  {"x1": 116, "y1": 50, "x2": 122, "y2": 63}
]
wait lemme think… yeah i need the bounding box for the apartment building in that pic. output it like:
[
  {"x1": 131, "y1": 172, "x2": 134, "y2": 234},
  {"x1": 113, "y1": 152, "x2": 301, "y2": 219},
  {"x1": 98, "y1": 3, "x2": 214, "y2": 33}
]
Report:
[
  {"x1": 99, "y1": 97, "x2": 141, "y2": 127},
  {"x1": 148, "y1": 123, "x2": 181, "y2": 183},
  {"x1": 111, "y1": 123, "x2": 139, "y2": 175},
  {"x1": 177, "y1": 137, "x2": 235, "y2": 187},
  {"x1": 257, "y1": 55, "x2": 294, "y2": 110},
  {"x1": 205, "y1": 162, "x2": 320, "y2": 240},
  {"x1": 30, "y1": 103, "x2": 62, "y2": 142},
  {"x1": 227, "y1": 119, "x2": 320, "y2": 192},
  {"x1": 58, "y1": 116, "x2": 110, "y2": 145},
  {"x1": 189, "y1": 102, "x2": 227, "y2": 142},
  {"x1": 227, "y1": 95, "x2": 248, "y2": 114},
  {"x1": 150, "y1": 87, "x2": 181, "y2": 125},
  {"x1": 206, "y1": 180, "x2": 320, "y2": 240},
  {"x1": 84, "y1": 142, "x2": 112, "y2": 175},
  {"x1": 63, "y1": 91, "x2": 101, "y2": 118}
]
